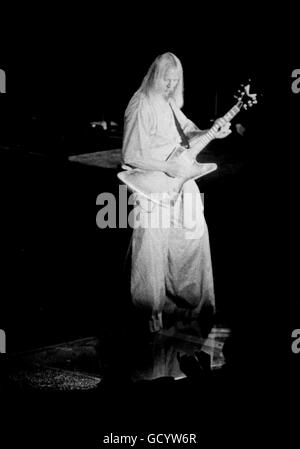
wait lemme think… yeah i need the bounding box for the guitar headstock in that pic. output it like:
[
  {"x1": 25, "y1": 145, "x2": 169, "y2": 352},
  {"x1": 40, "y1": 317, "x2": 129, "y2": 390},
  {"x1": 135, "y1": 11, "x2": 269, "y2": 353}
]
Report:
[{"x1": 234, "y1": 79, "x2": 258, "y2": 110}]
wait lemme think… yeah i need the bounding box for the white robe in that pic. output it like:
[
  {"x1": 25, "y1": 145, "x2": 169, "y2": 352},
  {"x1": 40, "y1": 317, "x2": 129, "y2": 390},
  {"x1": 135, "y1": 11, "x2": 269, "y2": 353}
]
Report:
[{"x1": 122, "y1": 91, "x2": 215, "y2": 332}]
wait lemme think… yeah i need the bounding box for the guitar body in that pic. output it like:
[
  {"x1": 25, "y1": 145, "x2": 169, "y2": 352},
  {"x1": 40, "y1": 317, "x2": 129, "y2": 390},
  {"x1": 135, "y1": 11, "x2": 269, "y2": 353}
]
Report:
[{"x1": 117, "y1": 148, "x2": 217, "y2": 205}]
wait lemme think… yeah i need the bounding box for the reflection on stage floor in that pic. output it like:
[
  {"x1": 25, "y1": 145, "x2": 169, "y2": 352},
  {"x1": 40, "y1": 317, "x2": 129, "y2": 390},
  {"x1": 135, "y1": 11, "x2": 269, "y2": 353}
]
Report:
[{"x1": 6, "y1": 324, "x2": 230, "y2": 390}]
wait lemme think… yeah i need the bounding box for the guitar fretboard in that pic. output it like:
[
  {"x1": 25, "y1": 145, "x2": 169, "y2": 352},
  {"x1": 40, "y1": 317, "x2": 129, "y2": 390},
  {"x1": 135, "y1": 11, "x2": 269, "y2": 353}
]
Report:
[{"x1": 189, "y1": 101, "x2": 242, "y2": 158}]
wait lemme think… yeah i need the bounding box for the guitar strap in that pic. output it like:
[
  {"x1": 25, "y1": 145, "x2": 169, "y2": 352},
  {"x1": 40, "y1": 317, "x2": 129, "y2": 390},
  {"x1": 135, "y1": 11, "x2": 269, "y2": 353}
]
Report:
[{"x1": 169, "y1": 103, "x2": 190, "y2": 149}]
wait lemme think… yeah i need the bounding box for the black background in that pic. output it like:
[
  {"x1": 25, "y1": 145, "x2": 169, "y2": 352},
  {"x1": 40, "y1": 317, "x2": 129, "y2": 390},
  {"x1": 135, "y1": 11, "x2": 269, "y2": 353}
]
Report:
[{"x1": 1, "y1": 9, "x2": 299, "y2": 447}]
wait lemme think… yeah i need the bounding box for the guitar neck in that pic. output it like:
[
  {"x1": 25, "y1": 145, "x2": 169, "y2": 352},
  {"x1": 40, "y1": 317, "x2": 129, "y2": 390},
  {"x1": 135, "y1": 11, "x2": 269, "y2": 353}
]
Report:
[{"x1": 189, "y1": 100, "x2": 243, "y2": 158}]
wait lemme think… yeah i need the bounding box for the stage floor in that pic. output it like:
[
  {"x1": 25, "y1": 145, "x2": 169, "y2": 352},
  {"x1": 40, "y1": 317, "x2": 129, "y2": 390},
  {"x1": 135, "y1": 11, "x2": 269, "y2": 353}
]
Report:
[{"x1": 6, "y1": 324, "x2": 230, "y2": 390}]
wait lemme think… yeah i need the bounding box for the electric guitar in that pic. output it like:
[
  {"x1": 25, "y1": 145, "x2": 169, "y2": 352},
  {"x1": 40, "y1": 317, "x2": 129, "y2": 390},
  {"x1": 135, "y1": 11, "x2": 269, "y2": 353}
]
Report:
[{"x1": 117, "y1": 81, "x2": 258, "y2": 205}]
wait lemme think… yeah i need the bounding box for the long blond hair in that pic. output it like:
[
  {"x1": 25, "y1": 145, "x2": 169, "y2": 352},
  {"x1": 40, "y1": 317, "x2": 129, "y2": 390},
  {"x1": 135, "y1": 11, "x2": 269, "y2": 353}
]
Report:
[{"x1": 139, "y1": 53, "x2": 184, "y2": 108}]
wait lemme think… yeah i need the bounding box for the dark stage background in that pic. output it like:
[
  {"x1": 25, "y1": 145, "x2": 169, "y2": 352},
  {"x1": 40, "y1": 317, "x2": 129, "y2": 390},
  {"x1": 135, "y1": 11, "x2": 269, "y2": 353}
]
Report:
[{"x1": 0, "y1": 14, "x2": 299, "y2": 448}]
